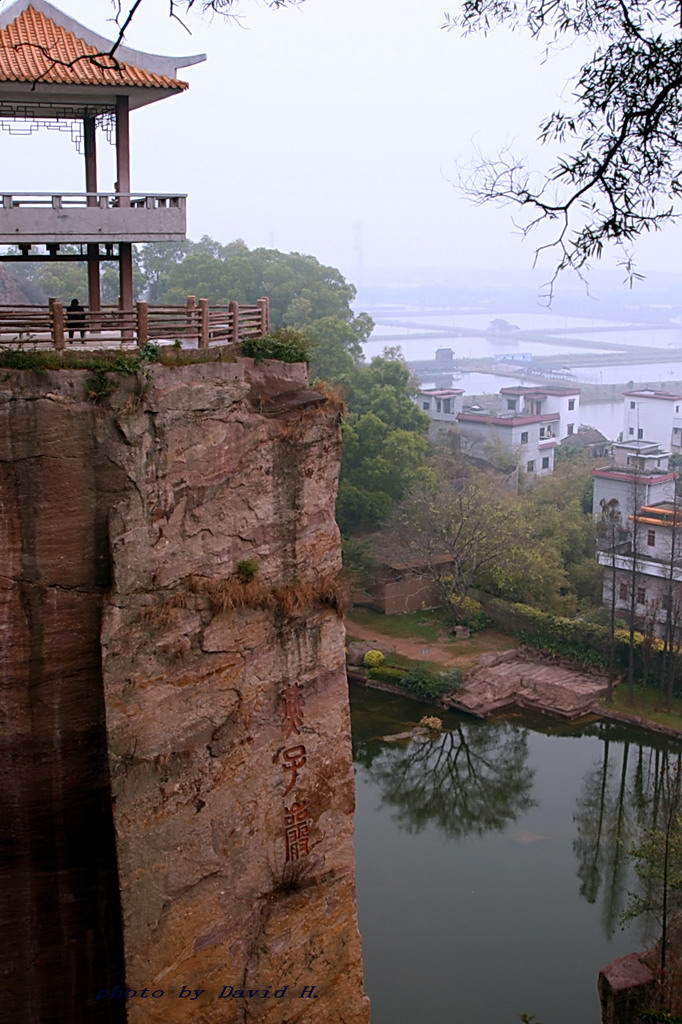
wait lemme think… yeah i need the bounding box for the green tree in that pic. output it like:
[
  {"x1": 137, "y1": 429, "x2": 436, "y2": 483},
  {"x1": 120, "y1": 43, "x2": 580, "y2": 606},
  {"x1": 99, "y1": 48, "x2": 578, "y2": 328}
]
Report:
[
  {"x1": 150, "y1": 238, "x2": 360, "y2": 330},
  {"x1": 6, "y1": 246, "x2": 144, "y2": 304},
  {"x1": 137, "y1": 240, "x2": 191, "y2": 301},
  {"x1": 337, "y1": 353, "x2": 432, "y2": 535},
  {"x1": 382, "y1": 468, "x2": 546, "y2": 624},
  {"x1": 306, "y1": 313, "x2": 371, "y2": 383},
  {"x1": 598, "y1": 497, "x2": 626, "y2": 701},
  {"x1": 520, "y1": 459, "x2": 602, "y2": 611}
]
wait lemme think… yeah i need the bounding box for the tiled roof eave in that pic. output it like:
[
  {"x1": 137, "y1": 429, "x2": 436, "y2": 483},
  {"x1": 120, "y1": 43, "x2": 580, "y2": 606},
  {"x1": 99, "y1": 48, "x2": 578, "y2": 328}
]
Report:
[{"x1": 0, "y1": 7, "x2": 190, "y2": 90}]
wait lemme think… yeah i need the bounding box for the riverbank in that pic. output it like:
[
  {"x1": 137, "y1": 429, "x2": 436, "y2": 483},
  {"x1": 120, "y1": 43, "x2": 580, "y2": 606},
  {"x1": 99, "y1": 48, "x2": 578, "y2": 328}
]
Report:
[{"x1": 345, "y1": 612, "x2": 682, "y2": 739}]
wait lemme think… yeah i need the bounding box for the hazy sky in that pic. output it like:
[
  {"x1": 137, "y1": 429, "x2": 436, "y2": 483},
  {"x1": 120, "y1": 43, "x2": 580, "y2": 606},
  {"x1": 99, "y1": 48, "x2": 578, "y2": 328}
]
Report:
[{"x1": 2, "y1": 0, "x2": 682, "y2": 291}]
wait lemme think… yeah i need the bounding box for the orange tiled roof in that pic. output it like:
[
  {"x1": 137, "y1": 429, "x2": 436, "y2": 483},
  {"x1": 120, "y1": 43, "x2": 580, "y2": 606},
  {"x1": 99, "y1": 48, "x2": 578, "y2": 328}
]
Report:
[{"x1": 0, "y1": 5, "x2": 187, "y2": 90}]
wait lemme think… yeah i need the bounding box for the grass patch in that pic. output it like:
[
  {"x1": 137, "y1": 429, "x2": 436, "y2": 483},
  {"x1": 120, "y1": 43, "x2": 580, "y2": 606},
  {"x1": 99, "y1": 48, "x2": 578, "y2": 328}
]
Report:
[
  {"x1": 241, "y1": 327, "x2": 309, "y2": 364},
  {"x1": 600, "y1": 683, "x2": 682, "y2": 734},
  {"x1": 190, "y1": 572, "x2": 348, "y2": 618},
  {"x1": 383, "y1": 652, "x2": 449, "y2": 675},
  {"x1": 347, "y1": 607, "x2": 451, "y2": 644},
  {"x1": 0, "y1": 343, "x2": 239, "y2": 374},
  {"x1": 450, "y1": 630, "x2": 516, "y2": 669}
]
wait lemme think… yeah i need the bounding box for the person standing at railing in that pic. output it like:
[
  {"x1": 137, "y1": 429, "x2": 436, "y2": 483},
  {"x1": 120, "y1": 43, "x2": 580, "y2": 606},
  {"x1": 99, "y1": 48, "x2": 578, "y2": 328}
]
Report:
[{"x1": 66, "y1": 298, "x2": 86, "y2": 342}]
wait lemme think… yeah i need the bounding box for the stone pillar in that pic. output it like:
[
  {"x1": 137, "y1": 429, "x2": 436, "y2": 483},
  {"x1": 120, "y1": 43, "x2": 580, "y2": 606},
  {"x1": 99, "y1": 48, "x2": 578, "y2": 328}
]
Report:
[
  {"x1": 1, "y1": 360, "x2": 370, "y2": 1024},
  {"x1": 100, "y1": 360, "x2": 370, "y2": 1024}
]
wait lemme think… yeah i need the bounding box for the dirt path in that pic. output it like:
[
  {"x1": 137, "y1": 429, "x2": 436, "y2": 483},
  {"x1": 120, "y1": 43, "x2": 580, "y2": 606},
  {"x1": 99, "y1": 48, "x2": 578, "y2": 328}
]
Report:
[{"x1": 344, "y1": 619, "x2": 515, "y2": 672}]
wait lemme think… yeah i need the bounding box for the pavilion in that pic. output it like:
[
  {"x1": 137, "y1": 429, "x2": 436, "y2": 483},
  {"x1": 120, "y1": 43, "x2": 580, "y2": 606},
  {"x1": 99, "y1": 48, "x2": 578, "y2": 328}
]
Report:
[{"x1": 0, "y1": 0, "x2": 205, "y2": 315}]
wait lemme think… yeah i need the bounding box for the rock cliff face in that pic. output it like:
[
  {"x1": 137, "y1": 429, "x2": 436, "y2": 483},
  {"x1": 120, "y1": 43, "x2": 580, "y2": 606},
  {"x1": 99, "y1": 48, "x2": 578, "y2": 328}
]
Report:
[{"x1": 1, "y1": 357, "x2": 369, "y2": 1024}]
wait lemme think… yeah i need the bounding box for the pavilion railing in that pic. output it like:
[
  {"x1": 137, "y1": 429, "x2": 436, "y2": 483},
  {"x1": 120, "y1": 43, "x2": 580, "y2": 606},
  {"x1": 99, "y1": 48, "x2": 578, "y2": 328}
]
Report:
[
  {"x1": 1, "y1": 192, "x2": 186, "y2": 210},
  {"x1": 0, "y1": 296, "x2": 269, "y2": 349}
]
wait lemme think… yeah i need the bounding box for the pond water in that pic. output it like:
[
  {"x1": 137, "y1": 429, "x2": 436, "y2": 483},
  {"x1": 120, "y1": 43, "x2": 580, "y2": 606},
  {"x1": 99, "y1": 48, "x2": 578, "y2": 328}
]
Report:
[{"x1": 350, "y1": 684, "x2": 682, "y2": 1024}]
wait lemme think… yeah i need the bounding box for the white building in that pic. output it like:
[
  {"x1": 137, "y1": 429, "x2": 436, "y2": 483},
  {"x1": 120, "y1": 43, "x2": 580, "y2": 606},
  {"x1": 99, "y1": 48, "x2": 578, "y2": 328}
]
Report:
[
  {"x1": 622, "y1": 389, "x2": 682, "y2": 452},
  {"x1": 457, "y1": 408, "x2": 559, "y2": 476},
  {"x1": 417, "y1": 387, "x2": 465, "y2": 439},
  {"x1": 499, "y1": 386, "x2": 581, "y2": 441},
  {"x1": 592, "y1": 441, "x2": 677, "y2": 520},
  {"x1": 598, "y1": 502, "x2": 682, "y2": 640}
]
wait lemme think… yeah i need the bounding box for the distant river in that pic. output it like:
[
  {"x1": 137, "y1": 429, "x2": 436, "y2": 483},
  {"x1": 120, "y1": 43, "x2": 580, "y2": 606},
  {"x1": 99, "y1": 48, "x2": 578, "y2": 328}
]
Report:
[
  {"x1": 363, "y1": 310, "x2": 682, "y2": 391},
  {"x1": 351, "y1": 684, "x2": 682, "y2": 1024}
]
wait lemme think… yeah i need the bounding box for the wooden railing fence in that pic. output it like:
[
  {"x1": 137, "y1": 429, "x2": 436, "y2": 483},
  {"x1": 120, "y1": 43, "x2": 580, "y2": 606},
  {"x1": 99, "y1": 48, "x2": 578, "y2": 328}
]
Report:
[{"x1": 0, "y1": 296, "x2": 269, "y2": 350}]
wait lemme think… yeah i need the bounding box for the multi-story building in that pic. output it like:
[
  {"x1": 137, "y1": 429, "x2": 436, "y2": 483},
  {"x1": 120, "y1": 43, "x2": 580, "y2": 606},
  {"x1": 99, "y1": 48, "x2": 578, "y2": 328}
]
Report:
[
  {"x1": 592, "y1": 441, "x2": 677, "y2": 520},
  {"x1": 597, "y1": 502, "x2": 682, "y2": 640},
  {"x1": 416, "y1": 387, "x2": 465, "y2": 438},
  {"x1": 456, "y1": 407, "x2": 559, "y2": 476},
  {"x1": 499, "y1": 385, "x2": 581, "y2": 440},
  {"x1": 415, "y1": 384, "x2": 580, "y2": 475},
  {"x1": 622, "y1": 389, "x2": 682, "y2": 452}
]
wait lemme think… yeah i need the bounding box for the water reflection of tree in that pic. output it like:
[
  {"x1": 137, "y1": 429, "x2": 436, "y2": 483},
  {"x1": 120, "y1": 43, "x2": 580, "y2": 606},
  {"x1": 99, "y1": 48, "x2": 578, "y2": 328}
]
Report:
[
  {"x1": 573, "y1": 725, "x2": 682, "y2": 936},
  {"x1": 364, "y1": 721, "x2": 536, "y2": 840}
]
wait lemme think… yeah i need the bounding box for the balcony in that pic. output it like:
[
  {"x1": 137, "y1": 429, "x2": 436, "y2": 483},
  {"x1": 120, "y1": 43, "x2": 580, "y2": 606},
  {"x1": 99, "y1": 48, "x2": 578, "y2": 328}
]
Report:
[{"x1": 0, "y1": 193, "x2": 186, "y2": 244}]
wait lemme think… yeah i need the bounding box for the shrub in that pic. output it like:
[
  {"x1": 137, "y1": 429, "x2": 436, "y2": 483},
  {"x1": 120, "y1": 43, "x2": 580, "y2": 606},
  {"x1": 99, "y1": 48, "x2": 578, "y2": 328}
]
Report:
[
  {"x1": 401, "y1": 665, "x2": 452, "y2": 699},
  {"x1": 242, "y1": 327, "x2": 309, "y2": 364},
  {"x1": 438, "y1": 668, "x2": 463, "y2": 692},
  {"x1": 363, "y1": 649, "x2": 384, "y2": 668},
  {"x1": 366, "y1": 663, "x2": 460, "y2": 698},
  {"x1": 368, "y1": 666, "x2": 408, "y2": 684},
  {"x1": 451, "y1": 595, "x2": 489, "y2": 631},
  {"x1": 235, "y1": 559, "x2": 259, "y2": 583},
  {"x1": 85, "y1": 348, "x2": 160, "y2": 402},
  {"x1": 0, "y1": 348, "x2": 47, "y2": 373}
]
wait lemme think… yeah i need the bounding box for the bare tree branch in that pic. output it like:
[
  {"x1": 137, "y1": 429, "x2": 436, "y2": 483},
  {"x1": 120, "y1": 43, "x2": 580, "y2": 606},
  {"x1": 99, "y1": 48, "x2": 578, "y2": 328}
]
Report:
[
  {"x1": 444, "y1": 0, "x2": 682, "y2": 296},
  {"x1": 8, "y1": 0, "x2": 304, "y2": 90}
]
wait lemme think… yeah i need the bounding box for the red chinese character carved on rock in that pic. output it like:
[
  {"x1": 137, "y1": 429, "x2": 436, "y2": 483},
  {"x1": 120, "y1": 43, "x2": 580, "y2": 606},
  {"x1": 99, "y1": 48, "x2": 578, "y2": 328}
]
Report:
[
  {"x1": 284, "y1": 801, "x2": 309, "y2": 861},
  {"x1": 280, "y1": 682, "x2": 305, "y2": 738},
  {"x1": 282, "y1": 744, "x2": 306, "y2": 796}
]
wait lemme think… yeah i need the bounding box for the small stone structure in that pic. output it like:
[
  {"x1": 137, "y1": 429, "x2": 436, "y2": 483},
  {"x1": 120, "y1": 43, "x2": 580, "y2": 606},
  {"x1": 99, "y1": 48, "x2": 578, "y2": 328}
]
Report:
[
  {"x1": 448, "y1": 648, "x2": 609, "y2": 719},
  {"x1": 599, "y1": 912, "x2": 682, "y2": 1022}
]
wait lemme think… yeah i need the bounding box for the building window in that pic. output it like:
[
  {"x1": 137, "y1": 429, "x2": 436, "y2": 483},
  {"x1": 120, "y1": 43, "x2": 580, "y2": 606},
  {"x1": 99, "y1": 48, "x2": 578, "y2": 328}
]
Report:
[
  {"x1": 567, "y1": 423, "x2": 574, "y2": 435},
  {"x1": 647, "y1": 529, "x2": 656, "y2": 546},
  {"x1": 619, "y1": 583, "x2": 628, "y2": 601},
  {"x1": 520, "y1": 431, "x2": 528, "y2": 444},
  {"x1": 568, "y1": 399, "x2": 575, "y2": 410},
  {"x1": 542, "y1": 456, "x2": 550, "y2": 469},
  {"x1": 507, "y1": 399, "x2": 516, "y2": 410},
  {"x1": 629, "y1": 427, "x2": 634, "y2": 436},
  {"x1": 637, "y1": 586, "x2": 646, "y2": 605},
  {"x1": 630, "y1": 401, "x2": 636, "y2": 409},
  {"x1": 637, "y1": 428, "x2": 644, "y2": 439},
  {"x1": 436, "y1": 399, "x2": 442, "y2": 412},
  {"x1": 443, "y1": 399, "x2": 451, "y2": 414},
  {"x1": 422, "y1": 402, "x2": 430, "y2": 410},
  {"x1": 526, "y1": 460, "x2": 535, "y2": 472}
]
